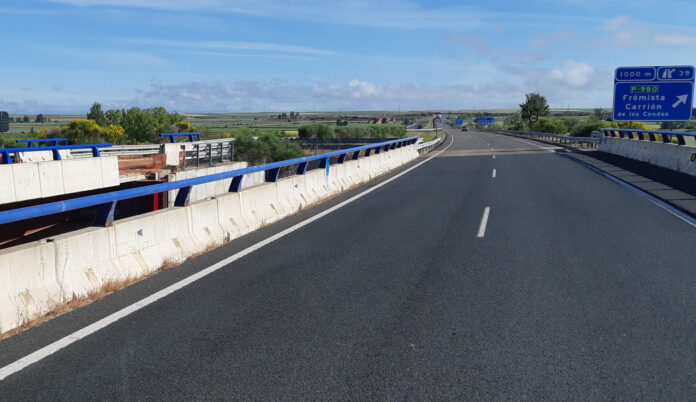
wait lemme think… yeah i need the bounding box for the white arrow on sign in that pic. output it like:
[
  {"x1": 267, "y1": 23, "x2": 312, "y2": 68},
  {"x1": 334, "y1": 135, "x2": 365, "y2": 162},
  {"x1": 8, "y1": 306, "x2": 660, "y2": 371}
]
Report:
[{"x1": 672, "y1": 94, "x2": 688, "y2": 108}]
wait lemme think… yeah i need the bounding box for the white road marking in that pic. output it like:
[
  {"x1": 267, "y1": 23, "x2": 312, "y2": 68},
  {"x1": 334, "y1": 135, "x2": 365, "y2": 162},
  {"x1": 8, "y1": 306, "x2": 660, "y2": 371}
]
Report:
[
  {"x1": 492, "y1": 155, "x2": 496, "y2": 159},
  {"x1": 0, "y1": 135, "x2": 457, "y2": 382},
  {"x1": 477, "y1": 207, "x2": 491, "y2": 238},
  {"x1": 492, "y1": 169, "x2": 496, "y2": 178},
  {"x1": 498, "y1": 135, "x2": 555, "y2": 151}
]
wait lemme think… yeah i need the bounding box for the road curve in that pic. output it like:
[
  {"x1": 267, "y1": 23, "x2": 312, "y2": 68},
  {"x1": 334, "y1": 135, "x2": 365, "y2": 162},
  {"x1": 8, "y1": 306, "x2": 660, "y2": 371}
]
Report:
[{"x1": 2, "y1": 127, "x2": 696, "y2": 399}]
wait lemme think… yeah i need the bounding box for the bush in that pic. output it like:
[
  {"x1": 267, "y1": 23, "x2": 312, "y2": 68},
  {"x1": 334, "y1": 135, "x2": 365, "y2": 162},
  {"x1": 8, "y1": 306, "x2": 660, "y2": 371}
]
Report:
[
  {"x1": 61, "y1": 119, "x2": 127, "y2": 144},
  {"x1": 234, "y1": 132, "x2": 304, "y2": 165},
  {"x1": 334, "y1": 124, "x2": 406, "y2": 139},
  {"x1": 531, "y1": 117, "x2": 566, "y2": 134},
  {"x1": 570, "y1": 117, "x2": 605, "y2": 137},
  {"x1": 298, "y1": 123, "x2": 333, "y2": 139}
]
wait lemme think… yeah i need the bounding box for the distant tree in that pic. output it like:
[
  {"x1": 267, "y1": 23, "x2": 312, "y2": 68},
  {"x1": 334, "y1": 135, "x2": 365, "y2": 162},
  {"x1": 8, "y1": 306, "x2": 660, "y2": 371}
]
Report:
[
  {"x1": 592, "y1": 108, "x2": 606, "y2": 119},
  {"x1": 519, "y1": 93, "x2": 550, "y2": 119},
  {"x1": 277, "y1": 114, "x2": 282, "y2": 119},
  {"x1": 105, "y1": 109, "x2": 124, "y2": 126},
  {"x1": 61, "y1": 119, "x2": 127, "y2": 144},
  {"x1": 295, "y1": 112, "x2": 300, "y2": 119},
  {"x1": 35, "y1": 114, "x2": 46, "y2": 123},
  {"x1": 23, "y1": 115, "x2": 30, "y2": 123},
  {"x1": 503, "y1": 114, "x2": 526, "y2": 130},
  {"x1": 298, "y1": 123, "x2": 333, "y2": 140},
  {"x1": 87, "y1": 102, "x2": 108, "y2": 127},
  {"x1": 290, "y1": 111, "x2": 296, "y2": 119},
  {"x1": 281, "y1": 112, "x2": 287, "y2": 119}
]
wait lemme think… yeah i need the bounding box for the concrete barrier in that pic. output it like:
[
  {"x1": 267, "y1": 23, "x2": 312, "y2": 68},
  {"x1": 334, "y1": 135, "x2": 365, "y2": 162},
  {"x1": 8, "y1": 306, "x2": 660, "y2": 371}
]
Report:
[
  {"x1": 599, "y1": 138, "x2": 696, "y2": 176},
  {"x1": 0, "y1": 156, "x2": 121, "y2": 206},
  {"x1": 0, "y1": 144, "x2": 420, "y2": 334}
]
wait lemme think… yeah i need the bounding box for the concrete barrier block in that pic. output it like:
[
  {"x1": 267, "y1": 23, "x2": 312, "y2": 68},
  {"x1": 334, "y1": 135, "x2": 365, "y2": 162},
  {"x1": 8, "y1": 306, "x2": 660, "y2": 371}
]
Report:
[
  {"x1": 276, "y1": 177, "x2": 301, "y2": 213},
  {"x1": 215, "y1": 192, "x2": 252, "y2": 238},
  {"x1": 52, "y1": 226, "x2": 114, "y2": 299},
  {"x1": 12, "y1": 163, "x2": 41, "y2": 201},
  {"x1": 0, "y1": 165, "x2": 17, "y2": 204},
  {"x1": 188, "y1": 198, "x2": 226, "y2": 247},
  {"x1": 239, "y1": 183, "x2": 284, "y2": 227},
  {"x1": 37, "y1": 160, "x2": 65, "y2": 198},
  {"x1": 100, "y1": 156, "x2": 120, "y2": 188},
  {"x1": 62, "y1": 158, "x2": 102, "y2": 194},
  {"x1": 163, "y1": 143, "x2": 182, "y2": 166},
  {"x1": 113, "y1": 207, "x2": 189, "y2": 257},
  {"x1": 0, "y1": 241, "x2": 58, "y2": 333}
]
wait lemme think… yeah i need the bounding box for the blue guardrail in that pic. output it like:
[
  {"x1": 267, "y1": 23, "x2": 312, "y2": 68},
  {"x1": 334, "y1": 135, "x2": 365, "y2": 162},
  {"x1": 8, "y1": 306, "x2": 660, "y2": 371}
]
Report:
[{"x1": 0, "y1": 137, "x2": 418, "y2": 226}]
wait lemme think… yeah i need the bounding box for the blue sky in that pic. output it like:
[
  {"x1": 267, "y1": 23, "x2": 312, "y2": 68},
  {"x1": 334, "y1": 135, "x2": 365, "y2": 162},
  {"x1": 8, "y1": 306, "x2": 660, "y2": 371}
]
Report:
[{"x1": 1, "y1": 0, "x2": 696, "y2": 113}]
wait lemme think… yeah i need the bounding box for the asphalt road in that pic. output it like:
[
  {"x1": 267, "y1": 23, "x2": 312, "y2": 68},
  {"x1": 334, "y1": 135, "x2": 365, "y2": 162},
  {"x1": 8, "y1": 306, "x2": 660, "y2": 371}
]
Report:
[{"x1": 2, "y1": 127, "x2": 696, "y2": 399}]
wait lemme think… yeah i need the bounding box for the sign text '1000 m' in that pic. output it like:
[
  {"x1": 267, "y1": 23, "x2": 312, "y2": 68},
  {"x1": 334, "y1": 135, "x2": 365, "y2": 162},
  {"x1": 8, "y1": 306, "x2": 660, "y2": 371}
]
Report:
[{"x1": 613, "y1": 65, "x2": 694, "y2": 121}]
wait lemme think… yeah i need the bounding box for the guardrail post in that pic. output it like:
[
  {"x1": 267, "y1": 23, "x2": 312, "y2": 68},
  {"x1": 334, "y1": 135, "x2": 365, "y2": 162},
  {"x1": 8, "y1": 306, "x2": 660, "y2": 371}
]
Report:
[
  {"x1": 196, "y1": 144, "x2": 200, "y2": 167},
  {"x1": 1, "y1": 150, "x2": 12, "y2": 164},
  {"x1": 265, "y1": 167, "x2": 280, "y2": 182},
  {"x1": 51, "y1": 149, "x2": 62, "y2": 161},
  {"x1": 94, "y1": 200, "x2": 117, "y2": 227},
  {"x1": 365, "y1": 148, "x2": 373, "y2": 156},
  {"x1": 208, "y1": 143, "x2": 213, "y2": 166},
  {"x1": 637, "y1": 132, "x2": 644, "y2": 141},
  {"x1": 374, "y1": 146, "x2": 381, "y2": 154},
  {"x1": 219, "y1": 143, "x2": 223, "y2": 163},
  {"x1": 337, "y1": 153, "x2": 347, "y2": 164},
  {"x1": 230, "y1": 175, "x2": 243, "y2": 192},
  {"x1": 296, "y1": 162, "x2": 308, "y2": 175},
  {"x1": 649, "y1": 133, "x2": 656, "y2": 141},
  {"x1": 352, "y1": 150, "x2": 360, "y2": 160},
  {"x1": 662, "y1": 134, "x2": 670, "y2": 143},
  {"x1": 319, "y1": 157, "x2": 329, "y2": 168},
  {"x1": 174, "y1": 186, "x2": 192, "y2": 207},
  {"x1": 677, "y1": 135, "x2": 686, "y2": 145}
]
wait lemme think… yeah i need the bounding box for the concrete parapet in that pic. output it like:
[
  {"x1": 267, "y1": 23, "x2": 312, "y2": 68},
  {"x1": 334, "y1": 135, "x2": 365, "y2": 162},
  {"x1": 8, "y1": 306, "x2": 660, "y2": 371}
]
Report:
[
  {"x1": 599, "y1": 138, "x2": 696, "y2": 176},
  {"x1": 0, "y1": 156, "x2": 121, "y2": 206},
  {"x1": 0, "y1": 144, "x2": 420, "y2": 334}
]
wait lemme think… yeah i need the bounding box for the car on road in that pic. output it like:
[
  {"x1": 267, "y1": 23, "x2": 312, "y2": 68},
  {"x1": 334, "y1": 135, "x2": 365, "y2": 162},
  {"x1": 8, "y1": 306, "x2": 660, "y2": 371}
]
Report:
[{"x1": 461, "y1": 126, "x2": 470, "y2": 131}]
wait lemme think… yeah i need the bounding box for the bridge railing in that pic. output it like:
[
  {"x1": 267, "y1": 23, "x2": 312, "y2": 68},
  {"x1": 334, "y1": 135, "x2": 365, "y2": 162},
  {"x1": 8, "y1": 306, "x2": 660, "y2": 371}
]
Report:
[
  {"x1": 0, "y1": 137, "x2": 418, "y2": 227},
  {"x1": 16, "y1": 138, "x2": 68, "y2": 147},
  {"x1": 490, "y1": 130, "x2": 600, "y2": 149},
  {"x1": 601, "y1": 128, "x2": 696, "y2": 146},
  {"x1": 161, "y1": 132, "x2": 201, "y2": 143},
  {"x1": 0, "y1": 143, "x2": 112, "y2": 164}
]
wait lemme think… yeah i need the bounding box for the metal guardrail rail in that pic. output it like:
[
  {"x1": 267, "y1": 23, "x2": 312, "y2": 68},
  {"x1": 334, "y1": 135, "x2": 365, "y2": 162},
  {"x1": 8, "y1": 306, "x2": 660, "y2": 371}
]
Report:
[
  {"x1": 16, "y1": 138, "x2": 68, "y2": 147},
  {"x1": 490, "y1": 130, "x2": 600, "y2": 149},
  {"x1": 0, "y1": 137, "x2": 418, "y2": 227},
  {"x1": 601, "y1": 128, "x2": 696, "y2": 145}
]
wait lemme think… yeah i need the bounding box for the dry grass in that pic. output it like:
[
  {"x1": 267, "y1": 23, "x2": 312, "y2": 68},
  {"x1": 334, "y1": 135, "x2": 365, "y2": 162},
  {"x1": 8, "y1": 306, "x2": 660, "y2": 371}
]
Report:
[{"x1": 0, "y1": 258, "x2": 183, "y2": 341}]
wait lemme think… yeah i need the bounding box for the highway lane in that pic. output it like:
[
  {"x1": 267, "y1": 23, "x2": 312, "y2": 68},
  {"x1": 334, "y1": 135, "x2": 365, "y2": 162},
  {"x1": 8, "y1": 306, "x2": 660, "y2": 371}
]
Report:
[{"x1": 2, "y1": 128, "x2": 696, "y2": 399}]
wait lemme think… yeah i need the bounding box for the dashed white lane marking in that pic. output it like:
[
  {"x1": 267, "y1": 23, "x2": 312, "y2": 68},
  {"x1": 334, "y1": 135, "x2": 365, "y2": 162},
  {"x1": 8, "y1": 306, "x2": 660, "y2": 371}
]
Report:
[
  {"x1": 492, "y1": 169, "x2": 496, "y2": 178},
  {"x1": 477, "y1": 207, "x2": 491, "y2": 238},
  {"x1": 0, "y1": 135, "x2": 457, "y2": 382},
  {"x1": 492, "y1": 155, "x2": 496, "y2": 159}
]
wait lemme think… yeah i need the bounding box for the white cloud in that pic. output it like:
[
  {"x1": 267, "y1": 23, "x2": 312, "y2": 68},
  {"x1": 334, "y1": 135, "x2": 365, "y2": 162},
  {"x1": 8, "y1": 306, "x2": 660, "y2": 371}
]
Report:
[
  {"x1": 45, "y1": 0, "x2": 481, "y2": 30},
  {"x1": 119, "y1": 38, "x2": 335, "y2": 56},
  {"x1": 604, "y1": 16, "x2": 696, "y2": 47},
  {"x1": 549, "y1": 60, "x2": 594, "y2": 87}
]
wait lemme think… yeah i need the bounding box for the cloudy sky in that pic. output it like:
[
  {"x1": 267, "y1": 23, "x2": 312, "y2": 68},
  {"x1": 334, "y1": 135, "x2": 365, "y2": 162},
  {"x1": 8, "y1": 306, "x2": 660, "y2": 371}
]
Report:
[{"x1": 1, "y1": 0, "x2": 696, "y2": 113}]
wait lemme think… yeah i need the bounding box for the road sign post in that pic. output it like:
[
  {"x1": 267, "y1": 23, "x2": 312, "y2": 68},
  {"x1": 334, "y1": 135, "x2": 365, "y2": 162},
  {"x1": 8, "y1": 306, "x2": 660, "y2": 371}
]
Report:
[{"x1": 613, "y1": 65, "x2": 694, "y2": 121}]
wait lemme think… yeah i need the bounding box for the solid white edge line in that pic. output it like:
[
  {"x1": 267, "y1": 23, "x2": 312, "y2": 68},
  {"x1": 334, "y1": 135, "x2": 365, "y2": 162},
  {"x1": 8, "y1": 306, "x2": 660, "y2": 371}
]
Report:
[
  {"x1": 492, "y1": 169, "x2": 496, "y2": 178},
  {"x1": 477, "y1": 207, "x2": 491, "y2": 238},
  {"x1": 491, "y1": 133, "x2": 556, "y2": 151},
  {"x1": 0, "y1": 135, "x2": 456, "y2": 382}
]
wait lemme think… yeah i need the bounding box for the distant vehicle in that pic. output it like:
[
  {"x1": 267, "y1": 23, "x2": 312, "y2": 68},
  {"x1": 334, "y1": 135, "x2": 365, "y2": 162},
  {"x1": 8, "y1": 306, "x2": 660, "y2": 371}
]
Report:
[{"x1": 461, "y1": 126, "x2": 470, "y2": 131}]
